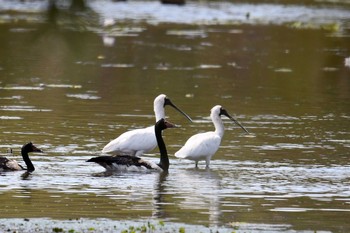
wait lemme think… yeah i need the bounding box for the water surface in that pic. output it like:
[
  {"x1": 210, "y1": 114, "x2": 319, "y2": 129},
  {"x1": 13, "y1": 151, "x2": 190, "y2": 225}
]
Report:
[{"x1": 0, "y1": 0, "x2": 350, "y2": 232}]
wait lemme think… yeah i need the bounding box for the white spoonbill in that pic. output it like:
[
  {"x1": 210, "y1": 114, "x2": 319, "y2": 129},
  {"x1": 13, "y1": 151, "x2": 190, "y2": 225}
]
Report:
[
  {"x1": 102, "y1": 94, "x2": 192, "y2": 156},
  {"x1": 175, "y1": 105, "x2": 249, "y2": 168},
  {"x1": 88, "y1": 118, "x2": 174, "y2": 172}
]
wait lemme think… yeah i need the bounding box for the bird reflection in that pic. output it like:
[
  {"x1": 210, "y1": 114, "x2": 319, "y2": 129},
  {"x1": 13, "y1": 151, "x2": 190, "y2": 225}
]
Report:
[
  {"x1": 21, "y1": 171, "x2": 33, "y2": 180},
  {"x1": 151, "y1": 168, "x2": 222, "y2": 226},
  {"x1": 88, "y1": 165, "x2": 222, "y2": 226},
  {"x1": 183, "y1": 169, "x2": 221, "y2": 226},
  {"x1": 91, "y1": 170, "x2": 115, "y2": 177},
  {"x1": 152, "y1": 171, "x2": 168, "y2": 218}
]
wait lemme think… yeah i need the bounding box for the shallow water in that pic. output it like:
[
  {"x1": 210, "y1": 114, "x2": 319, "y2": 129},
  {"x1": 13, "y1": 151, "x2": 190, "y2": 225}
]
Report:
[{"x1": 0, "y1": 0, "x2": 350, "y2": 232}]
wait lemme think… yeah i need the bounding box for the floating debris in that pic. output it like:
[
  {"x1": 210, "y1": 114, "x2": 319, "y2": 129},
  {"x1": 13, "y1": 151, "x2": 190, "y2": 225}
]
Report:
[
  {"x1": 0, "y1": 116, "x2": 22, "y2": 120},
  {"x1": 198, "y1": 64, "x2": 221, "y2": 69},
  {"x1": 39, "y1": 84, "x2": 82, "y2": 89},
  {"x1": 323, "y1": 67, "x2": 339, "y2": 72},
  {"x1": 228, "y1": 29, "x2": 244, "y2": 34},
  {"x1": 0, "y1": 86, "x2": 44, "y2": 91},
  {"x1": 0, "y1": 105, "x2": 51, "y2": 112},
  {"x1": 101, "y1": 63, "x2": 134, "y2": 68},
  {"x1": 103, "y1": 18, "x2": 115, "y2": 27},
  {"x1": 0, "y1": 95, "x2": 22, "y2": 100},
  {"x1": 166, "y1": 29, "x2": 207, "y2": 38},
  {"x1": 345, "y1": 57, "x2": 350, "y2": 68},
  {"x1": 66, "y1": 94, "x2": 101, "y2": 100},
  {"x1": 9, "y1": 28, "x2": 37, "y2": 33},
  {"x1": 275, "y1": 68, "x2": 293, "y2": 73},
  {"x1": 102, "y1": 36, "x2": 115, "y2": 47}
]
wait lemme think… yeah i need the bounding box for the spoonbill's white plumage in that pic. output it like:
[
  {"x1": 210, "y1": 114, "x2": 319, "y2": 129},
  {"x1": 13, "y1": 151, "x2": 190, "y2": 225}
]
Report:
[
  {"x1": 88, "y1": 118, "x2": 174, "y2": 172},
  {"x1": 102, "y1": 94, "x2": 192, "y2": 157},
  {"x1": 175, "y1": 105, "x2": 249, "y2": 168}
]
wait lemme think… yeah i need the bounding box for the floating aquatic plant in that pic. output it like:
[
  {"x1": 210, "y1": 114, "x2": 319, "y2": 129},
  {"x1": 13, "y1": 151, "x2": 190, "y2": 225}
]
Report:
[
  {"x1": 52, "y1": 227, "x2": 64, "y2": 232},
  {"x1": 287, "y1": 21, "x2": 340, "y2": 31},
  {"x1": 345, "y1": 57, "x2": 350, "y2": 68}
]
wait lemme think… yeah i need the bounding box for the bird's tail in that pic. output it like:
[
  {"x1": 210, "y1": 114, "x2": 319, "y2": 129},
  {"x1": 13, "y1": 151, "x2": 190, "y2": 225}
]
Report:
[
  {"x1": 86, "y1": 156, "x2": 110, "y2": 163},
  {"x1": 174, "y1": 152, "x2": 186, "y2": 158}
]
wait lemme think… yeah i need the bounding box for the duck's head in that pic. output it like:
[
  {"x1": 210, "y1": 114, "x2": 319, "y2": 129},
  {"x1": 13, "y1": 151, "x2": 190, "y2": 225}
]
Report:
[
  {"x1": 156, "y1": 118, "x2": 176, "y2": 131},
  {"x1": 22, "y1": 142, "x2": 43, "y2": 153}
]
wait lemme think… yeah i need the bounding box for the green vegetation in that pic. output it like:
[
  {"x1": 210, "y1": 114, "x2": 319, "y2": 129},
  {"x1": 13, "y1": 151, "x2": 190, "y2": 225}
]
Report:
[
  {"x1": 0, "y1": 218, "x2": 235, "y2": 233},
  {"x1": 52, "y1": 227, "x2": 64, "y2": 233},
  {"x1": 121, "y1": 221, "x2": 168, "y2": 233}
]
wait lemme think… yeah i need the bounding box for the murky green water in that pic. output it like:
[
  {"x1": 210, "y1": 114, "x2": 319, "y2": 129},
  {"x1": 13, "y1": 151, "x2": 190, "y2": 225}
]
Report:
[{"x1": 0, "y1": 0, "x2": 350, "y2": 232}]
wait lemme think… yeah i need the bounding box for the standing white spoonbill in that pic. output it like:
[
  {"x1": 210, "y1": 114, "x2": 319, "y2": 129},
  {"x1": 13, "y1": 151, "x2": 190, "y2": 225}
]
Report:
[
  {"x1": 175, "y1": 105, "x2": 249, "y2": 168},
  {"x1": 88, "y1": 118, "x2": 174, "y2": 172},
  {"x1": 102, "y1": 94, "x2": 192, "y2": 157}
]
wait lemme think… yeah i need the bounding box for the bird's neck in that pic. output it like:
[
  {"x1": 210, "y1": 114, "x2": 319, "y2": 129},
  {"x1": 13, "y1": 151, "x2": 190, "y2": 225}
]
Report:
[
  {"x1": 212, "y1": 114, "x2": 225, "y2": 138},
  {"x1": 155, "y1": 127, "x2": 169, "y2": 171},
  {"x1": 154, "y1": 105, "x2": 165, "y2": 122},
  {"x1": 21, "y1": 149, "x2": 35, "y2": 171}
]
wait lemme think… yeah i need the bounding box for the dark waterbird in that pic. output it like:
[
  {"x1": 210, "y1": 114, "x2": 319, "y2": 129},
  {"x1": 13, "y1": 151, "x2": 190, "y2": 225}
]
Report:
[
  {"x1": 88, "y1": 118, "x2": 174, "y2": 172},
  {"x1": 0, "y1": 142, "x2": 42, "y2": 172}
]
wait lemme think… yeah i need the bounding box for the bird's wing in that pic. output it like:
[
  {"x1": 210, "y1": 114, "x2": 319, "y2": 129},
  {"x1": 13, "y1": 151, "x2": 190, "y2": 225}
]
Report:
[
  {"x1": 0, "y1": 157, "x2": 9, "y2": 164},
  {"x1": 0, "y1": 157, "x2": 22, "y2": 171},
  {"x1": 87, "y1": 155, "x2": 160, "y2": 171},
  {"x1": 102, "y1": 126, "x2": 157, "y2": 154},
  {"x1": 0, "y1": 157, "x2": 9, "y2": 169},
  {"x1": 87, "y1": 155, "x2": 142, "y2": 166},
  {"x1": 175, "y1": 132, "x2": 221, "y2": 159}
]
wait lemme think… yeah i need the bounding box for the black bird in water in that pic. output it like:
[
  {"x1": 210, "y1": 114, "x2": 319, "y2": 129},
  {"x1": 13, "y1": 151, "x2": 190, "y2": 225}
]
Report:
[
  {"x1": 87, "y1": 118, "x2": 174, "y2": 172},
  {"x1": 0, "y1": 142, "x2": 42, "y2": 172}
]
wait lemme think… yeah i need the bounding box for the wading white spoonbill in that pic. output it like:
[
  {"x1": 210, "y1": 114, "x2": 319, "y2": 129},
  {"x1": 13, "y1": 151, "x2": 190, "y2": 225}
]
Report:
[
  {"x1": 175, "y1": 105, "x2": 249, "y2": 168},
  {"x1": 102, "y1": 94, "x2": 192, "y2": 157},
  {"x1": 88, "y1": 118, "x2": 174, "y2": 172}
]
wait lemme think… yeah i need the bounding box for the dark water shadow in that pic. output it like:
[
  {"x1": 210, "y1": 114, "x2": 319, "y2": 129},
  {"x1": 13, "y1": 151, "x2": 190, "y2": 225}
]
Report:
[{"x1": 21, "y1": 171, "x2": 34, "y2": 180}]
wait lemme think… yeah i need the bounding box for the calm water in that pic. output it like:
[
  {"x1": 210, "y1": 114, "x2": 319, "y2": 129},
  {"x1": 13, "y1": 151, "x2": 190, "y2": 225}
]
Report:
[{"x1": 0, "y1": 0, "x2": 350, "y2": 232}]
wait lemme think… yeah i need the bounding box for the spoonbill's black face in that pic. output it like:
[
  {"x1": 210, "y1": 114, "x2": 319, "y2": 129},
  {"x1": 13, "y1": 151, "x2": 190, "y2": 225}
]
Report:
[
  {"x1": 163, "y1": 97, "x2": 193, "y2": 122},
  {"x1": 219, "y1": 108, "x2": 249, "y2": 134}
]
